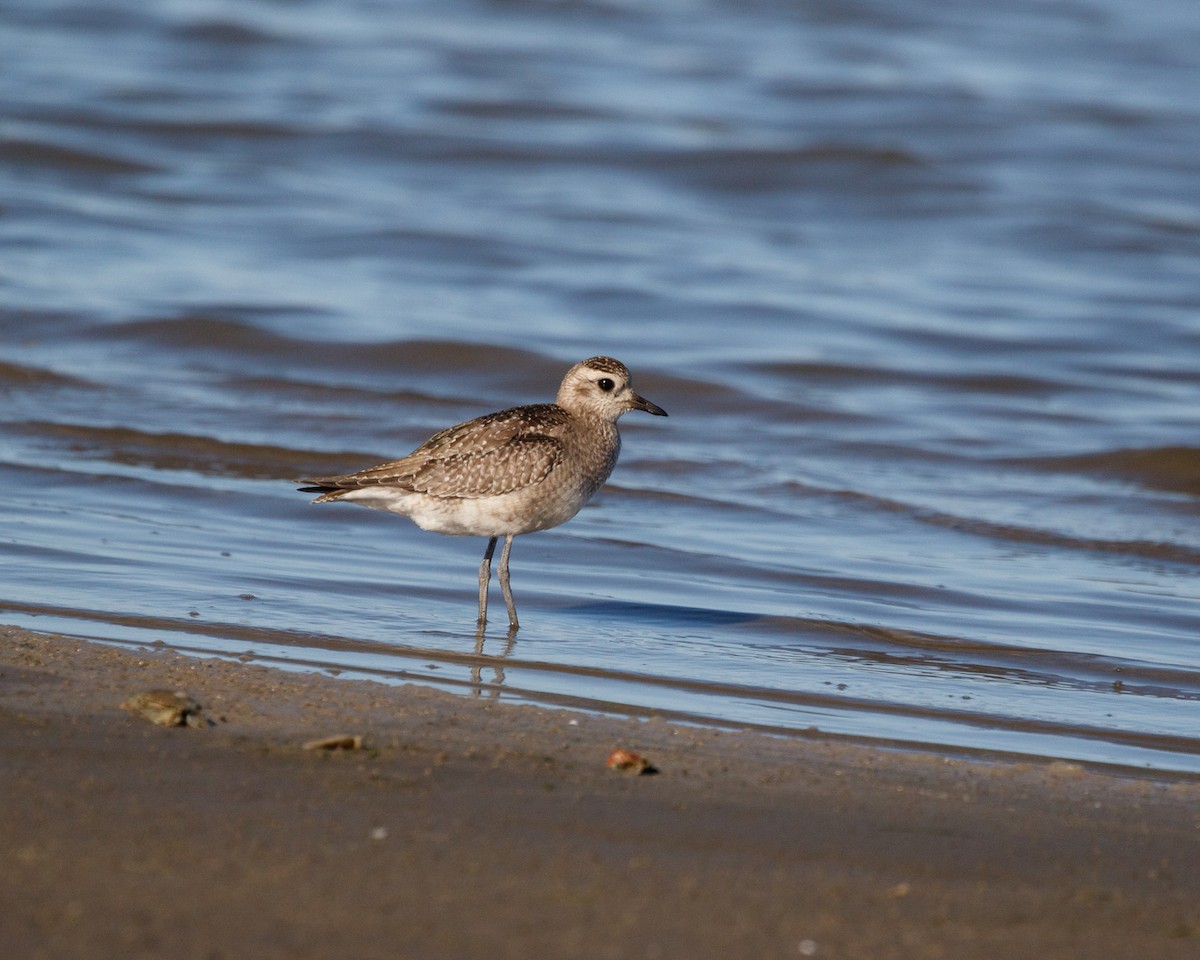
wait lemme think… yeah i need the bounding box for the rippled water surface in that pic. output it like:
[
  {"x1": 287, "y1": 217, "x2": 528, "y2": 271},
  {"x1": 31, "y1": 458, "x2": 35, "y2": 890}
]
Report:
[{"x1": 3, "y1": 0, "x2": 1199, "y2": 772}]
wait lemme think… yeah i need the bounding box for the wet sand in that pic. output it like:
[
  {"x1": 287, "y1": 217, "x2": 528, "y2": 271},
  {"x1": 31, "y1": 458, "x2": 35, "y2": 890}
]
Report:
[{"x1": 3, "y1": 625, "x2": 1198, "y2": 960}]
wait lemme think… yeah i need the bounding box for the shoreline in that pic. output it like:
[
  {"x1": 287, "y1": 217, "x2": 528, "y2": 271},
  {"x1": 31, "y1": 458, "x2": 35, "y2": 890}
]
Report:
[{"x1": 3, "y1": 624, "x2": 1199, "y2": 959}]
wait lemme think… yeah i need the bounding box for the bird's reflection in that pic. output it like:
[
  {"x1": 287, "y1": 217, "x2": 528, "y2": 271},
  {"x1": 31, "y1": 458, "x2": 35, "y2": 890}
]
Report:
[{"x1": 470, "y1": 622, "x2": 518, "y2": 697}]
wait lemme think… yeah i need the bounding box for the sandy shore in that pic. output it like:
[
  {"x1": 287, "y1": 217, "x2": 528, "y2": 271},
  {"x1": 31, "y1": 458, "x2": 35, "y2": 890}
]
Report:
[{"x1": 2, "y1": 625, "x2": 1198, "y2": 960}]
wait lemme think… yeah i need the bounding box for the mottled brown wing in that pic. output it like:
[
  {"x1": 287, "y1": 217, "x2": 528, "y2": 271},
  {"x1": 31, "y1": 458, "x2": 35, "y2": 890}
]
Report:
[
  {"x1": 409, "y1": 433, "x2": 563, "y2": 497},
  {"x1": 303, "y1": 405, "x2": 568, "y2": 499}
]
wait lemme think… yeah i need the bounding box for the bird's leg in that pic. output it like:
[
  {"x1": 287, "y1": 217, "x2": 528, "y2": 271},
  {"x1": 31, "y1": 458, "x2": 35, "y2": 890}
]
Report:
[
  {"x1": 498, "y1": 533, "x2": 519, "y2": 630},
  {"x1": 478, "y1": 536, "x2": 498, "y2": 627}
]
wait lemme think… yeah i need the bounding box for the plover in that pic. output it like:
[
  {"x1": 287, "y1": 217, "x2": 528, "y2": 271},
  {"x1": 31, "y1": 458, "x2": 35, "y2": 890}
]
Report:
[{"x1": 297, "y1": 356, "x2": 667, "y2": 629}]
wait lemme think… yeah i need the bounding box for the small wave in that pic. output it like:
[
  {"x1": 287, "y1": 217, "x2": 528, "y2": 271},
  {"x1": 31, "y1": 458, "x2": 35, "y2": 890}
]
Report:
[
  {"x1": 11, "y1": 421, "x2": 376, "y2": 481},
  {"x1": 334, "y1": 133, "x2": 946, "y2": 195},
  {"x1": 430, "y1": 97, "x2": 616, "y2": 124},
  {"x1": 223, "y1": 374, "x2": 473, "y2": 410},
  {"x1": 745, "y1": 359, "x2": 1070, "y2": 396},
  {"x1": 17, "y1": 109, "x2": 301, "y2": 143},
  {"x1": 293, "y1": 226, "x2": 530, "y2": 270},
  {"x1": 917, "y1": 509, "x2": 1200, "y2": 566},
  {"x1": 174, "y1": 20, "x2": 288, "y2": 47},
  {"x1": 1016, "y1": 447, "x2": 1200, "y2": 497},
  {"x1": 82, "y1": 317, "x2": 552, "y2": 377},
  {"x1": 782, "y1": 480, "x2": 1200, "y2": 566},
  {"x1": 0, "y1": 361, "x2": 93, "y2": 391},
  {"x1": 631, "y1": 142, "x2": 940, "y2": 194},
  {"x1": 0, "y1": 136, "x2": 160, "y2": 175}
]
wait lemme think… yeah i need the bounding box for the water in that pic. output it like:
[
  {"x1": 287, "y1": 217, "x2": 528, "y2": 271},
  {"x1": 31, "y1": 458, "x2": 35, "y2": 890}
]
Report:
[{"x1": 3, "y1": 0, "x2": 1198, "y2": 773}]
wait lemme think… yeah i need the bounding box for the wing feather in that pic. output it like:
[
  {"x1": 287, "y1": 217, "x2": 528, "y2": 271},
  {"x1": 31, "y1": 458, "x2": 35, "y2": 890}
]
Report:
[{"x1": 299, "y1": 405, "x2": 568, "y2": 500}]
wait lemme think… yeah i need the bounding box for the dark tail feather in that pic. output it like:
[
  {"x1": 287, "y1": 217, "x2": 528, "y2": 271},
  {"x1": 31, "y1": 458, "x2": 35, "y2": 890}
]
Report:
[{"x1": 295, "y1": 481, "x2": 348, "y2": 502}]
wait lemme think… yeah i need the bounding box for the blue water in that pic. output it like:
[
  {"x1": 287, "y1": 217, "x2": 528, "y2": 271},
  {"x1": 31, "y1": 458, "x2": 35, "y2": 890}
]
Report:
[{"x1": 2, "y1": 0, "x2": 1198, "y2": 773}]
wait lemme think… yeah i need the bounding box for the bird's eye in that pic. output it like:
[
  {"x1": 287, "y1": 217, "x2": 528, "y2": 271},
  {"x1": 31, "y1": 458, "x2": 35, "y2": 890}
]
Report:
[{"x1": 597, "y1": 378, "x2": 615, "y2": 392}]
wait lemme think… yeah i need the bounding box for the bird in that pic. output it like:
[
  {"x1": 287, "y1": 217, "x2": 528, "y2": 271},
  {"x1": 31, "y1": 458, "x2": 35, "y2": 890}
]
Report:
[{"x1": 297, "y1": 356, "x2": 667, "y2": 630}]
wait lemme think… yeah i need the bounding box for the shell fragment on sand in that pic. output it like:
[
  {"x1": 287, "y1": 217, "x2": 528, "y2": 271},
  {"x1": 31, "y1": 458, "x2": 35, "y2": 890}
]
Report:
[
  {"x1": 606, "y1": 748, "x2": 656, "y2": 775},
  {"x1": 302, "y1": 734, "x2": 365, "y2": 751}
]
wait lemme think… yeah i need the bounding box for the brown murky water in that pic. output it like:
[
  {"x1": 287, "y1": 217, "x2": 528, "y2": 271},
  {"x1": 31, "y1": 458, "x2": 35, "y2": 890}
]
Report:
[{"x1": 2, "y1": 0, "x2": 1198, "y2": 772}]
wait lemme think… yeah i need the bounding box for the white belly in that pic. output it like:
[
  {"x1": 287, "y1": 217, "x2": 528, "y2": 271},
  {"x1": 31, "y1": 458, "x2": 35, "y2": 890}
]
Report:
[{"x1": 335, "y1": 483, "x2": 591, "y2": 537}]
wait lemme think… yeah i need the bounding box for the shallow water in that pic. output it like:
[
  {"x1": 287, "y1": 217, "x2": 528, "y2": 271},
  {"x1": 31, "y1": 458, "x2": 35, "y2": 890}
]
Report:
[{"x1": 3, "y1": 0, "x2": 1199, "y2": 772}]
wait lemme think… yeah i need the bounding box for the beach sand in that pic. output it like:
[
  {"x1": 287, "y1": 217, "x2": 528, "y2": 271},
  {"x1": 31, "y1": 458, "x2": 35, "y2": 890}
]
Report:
[{"x1": 2, "y1": 624, "x2": 1198, "y2": 959}]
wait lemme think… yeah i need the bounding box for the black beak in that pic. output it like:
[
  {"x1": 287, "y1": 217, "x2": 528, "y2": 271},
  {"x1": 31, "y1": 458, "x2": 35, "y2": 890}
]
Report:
[{"x1": 631, "y1": 393, "x2": 668, "y2": 417}]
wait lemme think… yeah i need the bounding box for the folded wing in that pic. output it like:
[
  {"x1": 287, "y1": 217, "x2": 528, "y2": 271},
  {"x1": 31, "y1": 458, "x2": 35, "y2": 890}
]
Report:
[{"x1": 299, "y1": 406, "x2": 567, "y2": 501}]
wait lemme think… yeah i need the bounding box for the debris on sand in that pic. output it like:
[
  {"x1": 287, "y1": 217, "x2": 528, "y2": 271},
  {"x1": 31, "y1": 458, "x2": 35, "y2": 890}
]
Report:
[
  {"x1": 606, "y1": 748, "x2": 656, "y2": 775},
  {"x1": 302, "y1": 734, "x2": 365, "y2": 751},
  {"x1": 121, "y1": 689, "x2": 208, "y2": 728}
]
